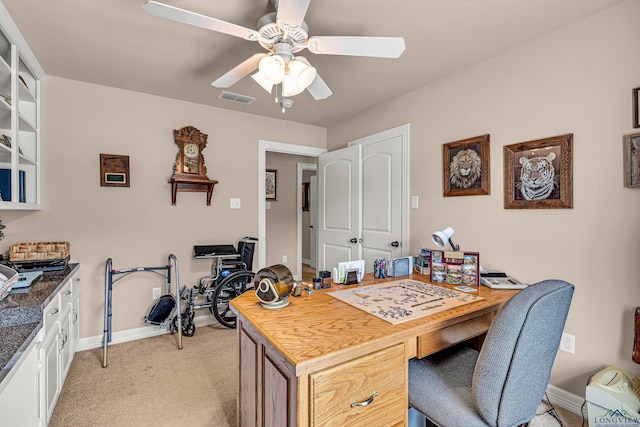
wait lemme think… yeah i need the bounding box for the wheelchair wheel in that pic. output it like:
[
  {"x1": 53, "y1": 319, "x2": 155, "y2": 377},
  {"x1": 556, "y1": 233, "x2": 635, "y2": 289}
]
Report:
[{"x1": 211, "y1": 270, "x2": 255, "y2": 329}]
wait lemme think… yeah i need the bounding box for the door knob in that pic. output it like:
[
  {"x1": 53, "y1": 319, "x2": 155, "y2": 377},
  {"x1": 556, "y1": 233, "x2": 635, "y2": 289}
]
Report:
[
  {"x1": 350, "y1": 238, "x2": 358, "y2": 244},
  {"x1": 391, "y1": 241, "x2": 400, "y2": 247}
]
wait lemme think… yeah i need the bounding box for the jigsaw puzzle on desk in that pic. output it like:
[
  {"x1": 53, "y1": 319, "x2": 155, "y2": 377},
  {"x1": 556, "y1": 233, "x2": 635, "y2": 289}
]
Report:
[{"x1": 327, "y1": 279, "x2": 484, "y2": 325}]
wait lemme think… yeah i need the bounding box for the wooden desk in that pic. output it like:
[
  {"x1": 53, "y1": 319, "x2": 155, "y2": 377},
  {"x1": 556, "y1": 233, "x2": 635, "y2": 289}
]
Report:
[{"x1": 230, "y1": 273, "x2": 518, "y2": 427}]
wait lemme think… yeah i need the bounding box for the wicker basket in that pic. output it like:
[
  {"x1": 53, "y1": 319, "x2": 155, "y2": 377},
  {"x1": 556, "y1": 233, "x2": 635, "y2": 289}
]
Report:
[
  {"x1": 0, "y1": 264, "x2": 19, "y2": 301},
  {"x1": 9, "y1": 241, "x2": 70, "y2": 262}
]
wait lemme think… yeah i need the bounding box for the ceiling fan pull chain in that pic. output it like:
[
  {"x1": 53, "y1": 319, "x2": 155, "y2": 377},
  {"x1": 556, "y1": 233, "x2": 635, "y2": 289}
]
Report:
[{"x1": 275, "y1": 84, "x2": 279, "y2": 103}]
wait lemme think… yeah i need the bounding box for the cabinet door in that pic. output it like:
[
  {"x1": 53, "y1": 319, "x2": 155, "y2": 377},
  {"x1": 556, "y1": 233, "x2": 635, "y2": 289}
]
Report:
[
  {"x1": 41, "y1": 323, "x2": 61, "y2": 423},
  {"x1": 70, "y1": 274, "x2": 80, "y2": 354},
  {"x1": 0, "y1": 340, "x2": 40, "y2": 427},
  {"x1": 60, "y1": 304, "x2": 72, "y2": 380}
]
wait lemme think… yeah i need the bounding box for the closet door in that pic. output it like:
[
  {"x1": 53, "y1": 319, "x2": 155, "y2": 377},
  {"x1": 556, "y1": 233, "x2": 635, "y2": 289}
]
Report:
[
  {"x1": 317, "y1": 124, "x2": 408, "y2": 276},
  {"x1": 360, "y1": 136, "x2": 404, "y2": 270},
  {"x1": 317, "y1": 144, "x2": 361, "y2": 273}
]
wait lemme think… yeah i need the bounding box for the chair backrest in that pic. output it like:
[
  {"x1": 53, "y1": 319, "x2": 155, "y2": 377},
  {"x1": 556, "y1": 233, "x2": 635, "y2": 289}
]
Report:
[
  {"x1": 237, "y1": 238, "x2": 256, "y2": 271},
  {"x1": 472, "y1": 279, "x2": 574, "y2": 427}
]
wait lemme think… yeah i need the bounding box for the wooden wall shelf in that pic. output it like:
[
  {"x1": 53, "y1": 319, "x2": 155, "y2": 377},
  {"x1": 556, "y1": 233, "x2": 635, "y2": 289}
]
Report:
[{"x1": 169, "y1": 176, "x2": 218, "y2": 206}]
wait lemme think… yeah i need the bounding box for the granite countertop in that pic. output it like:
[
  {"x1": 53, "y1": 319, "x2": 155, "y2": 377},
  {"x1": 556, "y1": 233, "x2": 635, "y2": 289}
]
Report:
[{"x1": 0, "y1": 263, "x2": 79, "y2": 383}]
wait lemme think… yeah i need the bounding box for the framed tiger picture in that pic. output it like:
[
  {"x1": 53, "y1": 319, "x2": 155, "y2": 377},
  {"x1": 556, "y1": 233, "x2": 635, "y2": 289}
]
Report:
[
  {"x1": 442, "y1": 134, "x2": 490, "y2": 197},
  {"x1": 503, "y1": 134, "x2": 573, "y2": 209}
]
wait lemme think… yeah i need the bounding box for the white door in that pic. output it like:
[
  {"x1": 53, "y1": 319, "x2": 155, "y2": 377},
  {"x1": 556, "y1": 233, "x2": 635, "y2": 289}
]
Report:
[
  {"x1": 317, "y1": 124, "x2": 408, "y2": 275},
  {"x1": 360, "y1": 135, "x2": 404, "y2": 272},
  {"x1": 309, "y1": 175, "x2": 318, "y2": 269},
  {"x1": 317, "y1": 144, "x2": 361, "y2": 273}
]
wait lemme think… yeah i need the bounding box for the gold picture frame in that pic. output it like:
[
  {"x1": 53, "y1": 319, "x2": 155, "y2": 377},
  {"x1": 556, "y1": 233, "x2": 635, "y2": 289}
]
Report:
[{"x1": 266, "y1": 169, "x2": 277, "y2": 201}]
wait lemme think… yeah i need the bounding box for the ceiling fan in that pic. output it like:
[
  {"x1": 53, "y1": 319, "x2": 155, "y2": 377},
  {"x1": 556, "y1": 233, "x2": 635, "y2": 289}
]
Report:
[{"x1": 142, "y1": 0, "x2": 406, "y2": 107}]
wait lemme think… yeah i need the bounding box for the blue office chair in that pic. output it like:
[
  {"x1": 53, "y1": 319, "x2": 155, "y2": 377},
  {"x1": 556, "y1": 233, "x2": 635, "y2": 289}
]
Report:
[{"x1": 408, "y1": 279, "x2": 574, "y2": 427}]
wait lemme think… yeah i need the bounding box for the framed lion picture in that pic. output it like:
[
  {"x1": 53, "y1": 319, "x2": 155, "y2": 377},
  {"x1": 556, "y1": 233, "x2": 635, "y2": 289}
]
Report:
[{"x1": 443, "y1": 134, "x2": 490, "y2": 197}]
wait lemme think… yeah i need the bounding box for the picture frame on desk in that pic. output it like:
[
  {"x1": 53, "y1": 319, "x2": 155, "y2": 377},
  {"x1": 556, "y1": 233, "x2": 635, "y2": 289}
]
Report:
[
  {"x1": 430, "y1": 250, "x2": 480, "y2": 286},
  {"x1": 443, "y1": 134, "x2": 490, "y2": 197},
  {"x1": 504, "y1": 134, "x2": 573, "y2": 209}
]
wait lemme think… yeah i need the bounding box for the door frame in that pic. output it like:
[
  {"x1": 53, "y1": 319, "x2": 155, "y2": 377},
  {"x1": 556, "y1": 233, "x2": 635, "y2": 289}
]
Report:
[
  {"x1": 347, "y1": 123, "x2": 410, "y2": 257},
  {"x1": 298, "y1": 162, "x2": 317, "y2": 271},
  {"x1": 258, "y1": 140, "x2": 327, "y2": 279}
]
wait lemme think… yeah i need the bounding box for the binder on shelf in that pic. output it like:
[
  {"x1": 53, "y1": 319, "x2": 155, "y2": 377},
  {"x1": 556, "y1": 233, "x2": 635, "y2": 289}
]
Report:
[
  {"x1": 0, "y1": 169, "x2": 27, "y2": 202},
  {"x1": 19, "y1": 170, "x2": 25, "y2": 202},
  {"x1": 0, "y1": 168, "x2": 10, "y2": 201}
]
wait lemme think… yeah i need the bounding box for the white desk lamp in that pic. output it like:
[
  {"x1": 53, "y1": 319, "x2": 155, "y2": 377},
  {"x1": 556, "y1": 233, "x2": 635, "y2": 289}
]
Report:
[{"x1": 432, "y1": 227, "x2": 460, "y2": 251}]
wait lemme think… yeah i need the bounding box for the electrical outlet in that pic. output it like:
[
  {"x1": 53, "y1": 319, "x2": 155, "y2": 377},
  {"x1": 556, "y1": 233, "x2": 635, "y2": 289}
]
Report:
[
  {"x1": 230, "y1": 198, "x2": 241, "y2": 209},
  {"x1": 152, "y1": 287, "x2": 161, "y2": 300},
  {"x1": 282, "y1": 255, "x2": 287, "y2": 263},
  {"x1": 560, "y1": 332, "x2": 575, "y2": 354}
]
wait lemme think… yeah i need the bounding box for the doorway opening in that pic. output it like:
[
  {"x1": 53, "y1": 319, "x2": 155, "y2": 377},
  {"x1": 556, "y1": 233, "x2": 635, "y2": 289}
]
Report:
[{"x1": 258, "y1": 140, "x2": 327, "y2": 280}]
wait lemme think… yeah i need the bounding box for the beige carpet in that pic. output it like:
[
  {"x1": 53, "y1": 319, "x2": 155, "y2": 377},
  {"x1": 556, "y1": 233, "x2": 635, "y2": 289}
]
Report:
[
  {"x1": 51, "y1": 323, "x2": 584, "y2": 427},
  {"x1": 50, "y1": 325, "x2": 237, "y2": 427}
]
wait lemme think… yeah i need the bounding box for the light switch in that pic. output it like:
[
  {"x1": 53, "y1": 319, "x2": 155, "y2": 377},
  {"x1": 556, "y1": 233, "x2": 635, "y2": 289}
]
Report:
[
  {"x1": 266, "y1": 202, "x2": 271, "y2": 210},
  {"x1": 230, "y1": 198, "x2": 241, "y2": 209},
  {"x1": 411, "y1": 195, "x2": 419, "y2": 209}
]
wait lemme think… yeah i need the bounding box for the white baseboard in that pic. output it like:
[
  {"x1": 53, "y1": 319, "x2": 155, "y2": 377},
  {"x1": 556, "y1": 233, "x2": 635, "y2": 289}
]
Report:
[
  {"x1": 302, "y1": 258, "x2": 311, "y2": 265},
  {"x1": 546, "y1": 384, "x2": 585, "y2": 417},
  {"x1": 76, "y1": 313, "x2": 219, "y2": 352}
]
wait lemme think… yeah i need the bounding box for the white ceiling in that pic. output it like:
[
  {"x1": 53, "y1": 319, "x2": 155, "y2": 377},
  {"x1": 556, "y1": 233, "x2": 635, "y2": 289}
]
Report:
[{"x1": 2, "y1": 0, "x2": 624, "y2": 127}]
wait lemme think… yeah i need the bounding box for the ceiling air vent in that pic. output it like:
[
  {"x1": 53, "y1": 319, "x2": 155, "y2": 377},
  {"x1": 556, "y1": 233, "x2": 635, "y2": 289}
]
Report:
[{"x1": 218, "y1": 91, "x2": 256, "y2": 105}]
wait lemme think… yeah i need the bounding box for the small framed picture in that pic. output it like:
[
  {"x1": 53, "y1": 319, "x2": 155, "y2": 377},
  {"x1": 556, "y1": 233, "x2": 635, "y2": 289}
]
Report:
[
  {"x1": 100, "y1": 154, "x2": 130, "y2": 187},
  {"x1": 625, "y1": 132, "x2": 640, "y2": 188},
  {"x1": 503, "y1": 134, "x2": 573, "y2": 209},
  {"x1": 634, "y1": 87, "x2": 640, "y2": 129},
  {"x1": 443, "y1": 134, "x2": 490, "y2": 197},
  {"x1": 266, "y1": 169, "x2": 277, "y2": 201}
]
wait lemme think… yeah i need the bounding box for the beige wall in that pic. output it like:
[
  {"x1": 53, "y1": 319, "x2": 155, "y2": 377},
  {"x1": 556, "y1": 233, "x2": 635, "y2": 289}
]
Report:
[
  {"x1": 265, "y1": 152, "x2": 316, "y2": 273},
  {"x1": 328, "y1": 0, "x2": 640, "y2": 395},
  {"x1": 0, "y1": 76, "x2": 326, "y2": 339}
]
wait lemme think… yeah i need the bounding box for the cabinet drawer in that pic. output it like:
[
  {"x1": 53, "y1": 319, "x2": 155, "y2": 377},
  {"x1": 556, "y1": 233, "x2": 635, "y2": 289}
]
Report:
[
  {"x1": 42, "y1": 294, "x2": 61, "y2": 332},
  {"x1": 59, "y1": 279, "x2": 74, "y2": 308},
  {"x1": 417, "y1": 312, "x2": 492, "y2": 358},
  {"x1": 310, "y1": 344, "x2": 406, "y2": 427}
]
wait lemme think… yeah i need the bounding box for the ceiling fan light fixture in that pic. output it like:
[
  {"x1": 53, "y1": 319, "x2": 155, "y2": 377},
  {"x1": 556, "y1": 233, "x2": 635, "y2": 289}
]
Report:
[
  {"x1": 290, "y1": 56, "x2": 317, "y2": 91},
  {"x1": 259, "y1": 54, "x2": 285, "y2": 84},
  {"x1": 251, "y1": 71, "x2": 274, "y2": 93}
]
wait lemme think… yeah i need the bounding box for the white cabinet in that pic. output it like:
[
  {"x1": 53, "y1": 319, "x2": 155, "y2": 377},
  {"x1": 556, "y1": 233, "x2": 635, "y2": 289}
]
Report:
[
  {"x1": 39, "y1": 271, "x2": 79, "y2": 425},
  {"x1": 0, "y1": 334, "x2": 40, "y2": 427},
  {"x1": 0, "y1": 1, "x2": 43, "y2": 209},
  {"x1": 0, "y1": 268, "x2": 80, "y2": 426},
  {"x1": 41, "y1": 320, "x2": 61, "y2": 423}
]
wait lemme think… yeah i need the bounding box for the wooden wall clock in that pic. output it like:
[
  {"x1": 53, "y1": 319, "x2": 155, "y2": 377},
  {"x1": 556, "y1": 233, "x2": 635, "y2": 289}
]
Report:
[{"x1": 169, "y1": 126, "x2": 218, "y2": 205}]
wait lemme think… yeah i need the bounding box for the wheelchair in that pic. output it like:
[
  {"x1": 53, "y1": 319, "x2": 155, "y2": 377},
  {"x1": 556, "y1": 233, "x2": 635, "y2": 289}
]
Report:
[{"x1": 175, "y1": 237, "x2": 257, "y2": 333}]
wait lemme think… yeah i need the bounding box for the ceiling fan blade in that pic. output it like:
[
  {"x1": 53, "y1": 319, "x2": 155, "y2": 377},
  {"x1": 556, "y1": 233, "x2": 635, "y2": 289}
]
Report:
[
  {"x1": 211, "y1": 53, "x2": 267, "y2": 88},
  {"x1": 307, "y1": 36, "x2": 406, "y2": 58},
  {"x1": 306, "y1": 74, "x2": 332, "y2": 100},
  {"x1": 142, "y1": 1, "x2": 260, "y2": 41},
  {"x1": 276, "y1": 0, "x2": 311, "y2": 29}
]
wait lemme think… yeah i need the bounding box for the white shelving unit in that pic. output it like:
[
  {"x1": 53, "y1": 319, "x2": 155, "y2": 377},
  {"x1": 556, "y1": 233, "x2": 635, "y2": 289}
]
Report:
[{"x1": 0, "y1": 1, "x2": 44, "y2": 210}]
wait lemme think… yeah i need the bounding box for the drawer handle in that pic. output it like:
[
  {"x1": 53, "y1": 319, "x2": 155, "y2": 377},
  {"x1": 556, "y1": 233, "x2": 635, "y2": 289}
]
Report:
[
  {"x1": 350, "y1": 392, "x2": 378, "y2": 408},
  {"x1": 64, "y1": 290, "x2": 72, "y2": 295},
  {"x1": 49, "y1": 308, "x2": 59, "y2": 315}
]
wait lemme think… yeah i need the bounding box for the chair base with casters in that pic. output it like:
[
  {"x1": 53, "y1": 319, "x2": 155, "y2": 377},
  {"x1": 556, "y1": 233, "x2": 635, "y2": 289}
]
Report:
[{"x1": 408, "y1": 279, "x2": 574, "y2": 427}]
